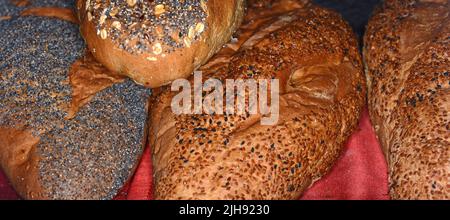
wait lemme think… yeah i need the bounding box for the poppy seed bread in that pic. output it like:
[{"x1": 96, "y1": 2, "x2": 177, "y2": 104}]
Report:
[{"x1": 0, "y1": 3, "x2": 151, "y2": 199}]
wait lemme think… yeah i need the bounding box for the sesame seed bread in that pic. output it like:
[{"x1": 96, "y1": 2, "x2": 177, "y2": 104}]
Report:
[
  {"x1": 149, "y1": 0, "x2": 366, "y2": 199},
  {"x1": 75, "y1": 0, "x2": 245, "y2": 88},
  {"x1": 364, "y1": 0, "x2": 449, "y2": 199},
  {"x1": 0, "y1": 10, "x2": 151, "y2": 199}
]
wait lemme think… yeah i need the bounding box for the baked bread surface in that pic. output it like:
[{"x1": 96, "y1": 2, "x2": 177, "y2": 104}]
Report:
[
  {"x1": 76, "y1": 0, "x2": 246, "y2": 88},
  {"x1": 364, "y1": 0, "x2": 449, "y2": 199},
  {"x1": 149, "y1": 0, "x2": 366, "y2": 199},
  {"x1": 0, "y1": 8, "x2": 151, "y2": 199}
]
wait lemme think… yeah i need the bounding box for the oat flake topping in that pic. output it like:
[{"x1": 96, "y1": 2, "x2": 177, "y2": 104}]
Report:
[{"x1": 86, "y1": 0, "x2": 209, "y2": 55}]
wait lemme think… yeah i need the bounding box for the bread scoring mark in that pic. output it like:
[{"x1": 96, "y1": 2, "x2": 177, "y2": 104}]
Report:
[{"x1": 86, "y1": 0, "x2": 209, "y2": 55}]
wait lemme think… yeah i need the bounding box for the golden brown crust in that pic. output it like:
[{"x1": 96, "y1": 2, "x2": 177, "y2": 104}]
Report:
[
  {"x1": 149, "y1": 1, "x2": 366, "y2": 200},
  {"x1": 66, "y1": 52, "x2": 126, "y2": 119},
  {"x1": 0, "y1": 127, "x2": 47, "y2": 199},
  {"x1": 76, "y1": 0, "x2": 245, "y2": 88},
  {"x1": 11, "y1": 0, "x2": 30, "y2": 7},
  {"x1": 364, "y1": 0, "x2": 449, "y2": 199},
  {"x1": 20, "y1": 7, "x2": 79, "y2": 24}
]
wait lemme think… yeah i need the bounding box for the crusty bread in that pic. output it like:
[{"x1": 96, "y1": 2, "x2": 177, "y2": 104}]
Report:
[
  {"x1": 364, "y1": 0, "x2": 449, "y2": 199},
  {"x1": 75, "y1": 0, "x2": 245, "y2": 88},
  {"x1": 149, "y1": 0, "x2": 366, "y2": 200},
  {"x1": 0, "y1": 13, "x2": 151, "y2": 199}
]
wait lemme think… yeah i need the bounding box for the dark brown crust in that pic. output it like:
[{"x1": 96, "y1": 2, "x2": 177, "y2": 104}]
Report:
[
  {"x1": 76, "y1": 0, "x2": 246, "y2": 88},
  {"x1": 149, "y1": 1, "x2": 366, "y2": 200},
  {"x1": 364, "y1": 0, "x2": 449, "y2": 199}
]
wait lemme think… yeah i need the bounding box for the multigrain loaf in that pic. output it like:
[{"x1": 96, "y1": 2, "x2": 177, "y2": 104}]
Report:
[
  {"x1": 0, "y1": 3, "x2": 151, "y2": 199},
  {"x1": 364, "y1": 0, "x2": 449, "y2": 199},
  {"x1": 75, "y1": 0, "x2": 246, "y2": 88},
  {"x1": 149, "y1": 0, "x2": 366, "y2": 200}
]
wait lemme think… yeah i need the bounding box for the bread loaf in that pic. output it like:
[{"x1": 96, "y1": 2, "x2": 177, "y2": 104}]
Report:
[
  {"x1": 364, "y1": 0, "x2": 449, "y2": 199},
  {"x1": 0, "y1": 9, "x2": 151, "y2": 199},
  {"x1": 75, "y1": 0, "x2": 246, "y2": 88},
  {"x1": 149, "y1": 0, "x2": 366, "y2": 199}
]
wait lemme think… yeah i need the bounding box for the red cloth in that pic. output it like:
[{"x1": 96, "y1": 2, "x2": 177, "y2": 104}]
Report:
[
  {"x1": 0, "y1": 108, "x2": 389, "y2": 200},
  {"x1": 300, "y1": 108, "x2": 389, "y2": 200}
]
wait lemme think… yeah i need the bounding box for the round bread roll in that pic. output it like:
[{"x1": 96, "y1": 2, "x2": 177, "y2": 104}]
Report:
[
  {"x1": 75, "y1": 0, "x2": 245, "y2": 88},
  {"x1": 149, "y1": 0, "x2": 366, "y2": 199}
]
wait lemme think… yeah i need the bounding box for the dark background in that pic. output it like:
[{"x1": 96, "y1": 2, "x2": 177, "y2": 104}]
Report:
[
  {"x1": 1, "y1": 0, "x2": 383, "y2": 43},
  {"x1": 314, "y1": 0, "x2": 381, "y2": 44}
]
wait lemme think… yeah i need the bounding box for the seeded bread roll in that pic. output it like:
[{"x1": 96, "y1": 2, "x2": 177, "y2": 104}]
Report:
[
  {"x1": 149, "y1": 0, "x2": 366, "y2": 199},
  {"x1": 364, "y1": 0, "x2": 449, "y2": 199},
  {"x1": 75, "y1": 0, "x2": 245, "y2": 88},
  {"x1": 0, "y1": 10, "x2": 151, "y2": 199}
]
